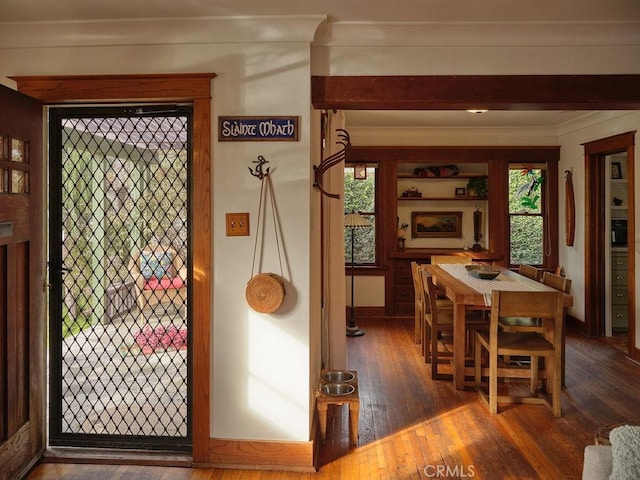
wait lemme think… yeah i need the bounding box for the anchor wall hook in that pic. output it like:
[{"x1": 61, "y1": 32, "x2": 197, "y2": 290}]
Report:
[{"x1": 249, "y1": 155, "x2": 270, "y2": 180}]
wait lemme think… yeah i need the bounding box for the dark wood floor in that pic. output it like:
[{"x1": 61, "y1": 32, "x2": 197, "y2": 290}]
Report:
[{"x1": 27, "y1": 317, "x2": 640, "y2": 479}]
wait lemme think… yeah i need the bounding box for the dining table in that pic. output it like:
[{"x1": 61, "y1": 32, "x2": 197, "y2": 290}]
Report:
[{"x1": 423, "y1": 264, "x2": 574, "y2": 390}]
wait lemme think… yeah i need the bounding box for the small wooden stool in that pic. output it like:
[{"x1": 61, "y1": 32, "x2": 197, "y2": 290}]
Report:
[{"x1": 316, "y1": 370, "x2": 359, "y2": 447}]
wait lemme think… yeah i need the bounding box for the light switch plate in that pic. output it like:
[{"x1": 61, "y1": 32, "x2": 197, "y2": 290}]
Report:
[{"x1": 226, "y1": 213, "x2": 250, "y2": 236}]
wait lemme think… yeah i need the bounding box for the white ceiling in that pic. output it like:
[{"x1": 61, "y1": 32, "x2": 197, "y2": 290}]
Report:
[
  {"x1": 3, "y1": 0, "x2": 639, "y2": 23},
  {"x1": 3, "y1": 0, "x2": 638, "y2": 129},
  {"x1": 344, "y1": 110, "x2": 602, "y2": 129}
]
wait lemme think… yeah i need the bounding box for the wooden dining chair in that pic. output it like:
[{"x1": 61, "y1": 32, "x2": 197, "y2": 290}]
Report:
[
  {"x1": 500, "y1": 264, "x2": 547, "y2": 333},
  {"x1": 518, "y1": 264, "x2": 544, "y2": 281},
  {"x1": 421, "y1": 270, "x2": 452, "y2": 376},
  {"x1": 501, "y1": 272, "x2": 572, "y2": 378},
  {"x1": 411, "y1": 261, "x2": 426, "y2": 345},
  {"x1": 422, "y1": 270, "x2": 486, "y2": 380},
  {"x1": 474, "y1": 290, "x2": 565, "y2": 417},
  {"x1": 541, "y1": 271, "x2": 572, "y2": 294},
  {"x1": 430, "y1": 255, "x2": 471, "y2": 265},
  {"x1": 541, "y1": 271, "x2": 572, "y2": 385}
]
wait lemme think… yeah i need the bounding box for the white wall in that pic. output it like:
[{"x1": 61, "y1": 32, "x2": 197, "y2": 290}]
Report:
[
  {"x1": 211, "y1": 43, "x2": 316, "y2": 441},
  {"x1": 0, "y1": 16, "x2": 325, "y2": 443},
  {"x1": 557, "y1": 112, "x2": 640, "y2": 345},
  {"x1": 2, "y1": 12, "x2": 639, "y2": 446}
]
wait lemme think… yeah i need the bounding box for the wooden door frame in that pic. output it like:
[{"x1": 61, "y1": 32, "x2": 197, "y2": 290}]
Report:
[
  {"x1": 9, "y1": 74, "x2": 214, "y2": 463},
  {"x1": 0, "y1": 83, "x2": 45, "y2": 480},
  {"x1": 583, "y1": 132, "x2": 637, "y2": 361}
]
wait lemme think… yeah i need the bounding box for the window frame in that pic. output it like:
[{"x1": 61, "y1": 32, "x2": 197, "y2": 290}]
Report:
[
  {"x1": 507, "y1": 162, "x2": 549, "y2": 269},
  {"x1": 343, "y1": 163, "x2": 384, "y2": 272}
]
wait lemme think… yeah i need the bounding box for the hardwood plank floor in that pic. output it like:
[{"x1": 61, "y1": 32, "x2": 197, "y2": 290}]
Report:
[{"x1": 26, "y1": 317, "x2": 640, "y2": 479}]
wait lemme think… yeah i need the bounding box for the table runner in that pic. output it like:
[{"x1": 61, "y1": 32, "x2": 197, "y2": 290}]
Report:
[{"x1": 439, "y1": 264, "x2": 547, "y2": 305}]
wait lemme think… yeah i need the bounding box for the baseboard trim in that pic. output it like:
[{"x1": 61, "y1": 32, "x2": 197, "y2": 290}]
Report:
[
  {"x1": 42, "y1": 447, "x2": 192, "y2": 467},
  {"x1": 345, "y1": 306, "x2": 386, "y2": 318},
  {"x1": 204, "y1": 437, "x2": 317, "y2": 472},
  {"x1": 627, "y1": 345, "x2": 640, "y2": 365},
  {"x1": 566, "y1": 313, "x2": 587, "y2": 335}
]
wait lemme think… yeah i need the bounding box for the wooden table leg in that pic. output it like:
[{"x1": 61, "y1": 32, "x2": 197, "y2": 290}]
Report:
[
  {"x1": 561, "y1": 315, "x2": 566, "y2": 387},
  {"x1": 453, "y1": 303, "x2": 467, "y2": 390},
  {"x1": 317, "y1": 402, "x2": 328, "y2": 443},
  {"x1": 348, "y1": 400, "x2": 359, "y2": 447}
]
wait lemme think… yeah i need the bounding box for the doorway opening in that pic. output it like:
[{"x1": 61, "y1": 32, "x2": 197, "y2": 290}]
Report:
[
  {"x1": 583, "y1": 131, "x2": 636, "y2": 356},
  {"x1": 48, "y1": 105, "x2": 192, "y2": 450}
]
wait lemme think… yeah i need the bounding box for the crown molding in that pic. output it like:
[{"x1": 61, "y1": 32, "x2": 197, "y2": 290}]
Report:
[
  {"x1": 314, "y1": 20, "x2": 640, "y2": 47},
  {"x1": 555, "y1": 110, "x2": 638, "y2": 136},
  {"x1": 3, "y1": 17, "x2": 638, "y2": 49},
  {"x1": 0, "y1": 15, "x2": 327, "y2": 48}
]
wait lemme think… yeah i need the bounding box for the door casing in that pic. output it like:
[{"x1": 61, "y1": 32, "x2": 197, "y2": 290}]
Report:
[
  {"x1": 10, "y1": 74, "x2": 213, "y2": 463},
  {"x1": 583, "y1": 131, "x2": 637, "y2": 361}
]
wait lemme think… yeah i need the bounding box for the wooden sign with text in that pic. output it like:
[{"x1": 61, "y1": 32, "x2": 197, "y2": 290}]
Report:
[{"x1": 218, "y1": 116, "x2": 299, "y2": 141}]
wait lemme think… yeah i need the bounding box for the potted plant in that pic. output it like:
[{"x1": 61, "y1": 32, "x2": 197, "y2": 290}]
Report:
[
  {"x1": 466, "y1": 176, "x2": 488, "y2": 198},
  {"x1": 397, "y1": 219, "x2": 409, "y2": 239}
]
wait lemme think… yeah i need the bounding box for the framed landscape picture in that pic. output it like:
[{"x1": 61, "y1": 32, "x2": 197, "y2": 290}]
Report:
[{"x1": 411, "y1": 211, "x2": 463, "y2": 238}]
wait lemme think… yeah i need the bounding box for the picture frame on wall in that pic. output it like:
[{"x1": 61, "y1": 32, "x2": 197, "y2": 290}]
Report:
[
  {"x1": 611, "y1": 161, "x2": 622, "y2": 179},
  {"x1": 354, "y1": 164, "x2": 367, "y2": 180},
  {"x1": 455, "y1": 187, "x2": 466, "y2": 198},
  {"x1": 411, "y1": 211, "x2": 463, "y2": 238}
]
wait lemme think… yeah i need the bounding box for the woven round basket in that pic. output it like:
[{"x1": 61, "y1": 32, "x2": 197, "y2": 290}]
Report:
[{"x1": 246, "y1": 273, "x2": 285, "y2": 313}]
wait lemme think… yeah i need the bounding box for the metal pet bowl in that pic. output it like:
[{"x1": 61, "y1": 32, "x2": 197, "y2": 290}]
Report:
[
  {"x1": 322, "y1": 382, "x2": 355, "y2": 396},
  {"x1": 322, "y1": 370, "x2": 355, "y2": 383}
]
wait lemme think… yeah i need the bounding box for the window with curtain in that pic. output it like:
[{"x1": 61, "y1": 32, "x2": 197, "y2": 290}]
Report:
[
  {"x1": 508, "y1": 164, "x2": 547, "y2": 266},
  {"x1": 344, "y1": 166, "x2": 376, "y2": 264}
]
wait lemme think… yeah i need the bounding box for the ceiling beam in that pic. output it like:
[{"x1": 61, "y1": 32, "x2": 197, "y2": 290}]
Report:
[{"x1": 311, "y1": 75, "x2": 640, "y2": 110}]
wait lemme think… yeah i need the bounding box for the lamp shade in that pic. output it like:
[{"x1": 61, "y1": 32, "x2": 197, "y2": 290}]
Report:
[{"x1": 344, "y1": 212, "x2": 371, "y2": 228}]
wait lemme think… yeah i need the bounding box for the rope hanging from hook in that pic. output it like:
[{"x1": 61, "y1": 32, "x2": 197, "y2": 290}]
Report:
[{"x1": 313, "y1": 128, "x2": 351, "y2": 199}]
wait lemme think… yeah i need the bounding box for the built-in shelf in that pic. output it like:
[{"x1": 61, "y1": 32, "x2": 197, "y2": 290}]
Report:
[
  {"x1": 608, "y1": 153, "x2": 629, "y2": 333},
  {"x1": 397, "y1": 197, "x2": 488, "y2": 201},
  {"x1": 397, "y1": 174, "x2": 486, "y2": 179}
]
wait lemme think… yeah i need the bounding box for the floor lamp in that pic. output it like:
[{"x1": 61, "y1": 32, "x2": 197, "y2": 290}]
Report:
[{"x1": 344, "y1": 212, "x2": 370, "y2": 337}]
